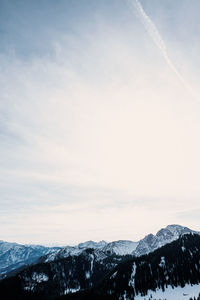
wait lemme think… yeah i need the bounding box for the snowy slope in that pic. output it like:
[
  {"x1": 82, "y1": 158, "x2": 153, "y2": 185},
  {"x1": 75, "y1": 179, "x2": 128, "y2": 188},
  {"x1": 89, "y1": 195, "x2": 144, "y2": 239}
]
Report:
[
  {"x1": 0, "y1": 241, "x2": 60, "y2": 277},
  {"x1": 78, "y1": 240, "x2": 107, "y2": 249},
  {"x1": 44, "y1": 246, "x2": 83, "y2": 263},
  {"x1": 44, "y1": 241, "x2": 107, "y2": 263},
  {"x1": 134, "y1": 284, "x2": 200, "y2": 300},
  {"x1": 103, "y1": 240, "x2": 138, "y2": 256}
]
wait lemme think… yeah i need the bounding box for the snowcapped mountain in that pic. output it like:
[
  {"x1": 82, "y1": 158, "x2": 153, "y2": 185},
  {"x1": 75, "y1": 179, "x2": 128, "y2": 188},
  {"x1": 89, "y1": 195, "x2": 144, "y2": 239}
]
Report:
[
  {"x1": 42, "y1": 224, "x2": 199, "y2": 264},
  {"x1": 42, "y1": 241, "x2": 107, "y2": 263},
  {"x1": 1, "y1": 224, "x2": 199, "y2": 280},
  {"x1": 31, "y1": 224, "x2": 200, "y2": 266},
  {"x1": 43, "y1": 240, "x2": 138, "y2": 263},
  {"x1": 103, "y1": 240, "x2": 138, "y2": 256},
  {"x1": 0, "y1": 241, "x2": 60, "y2": 278},
  {"x1": 77, "y1": 240, "x2": 107, "y2": 249},
  {"x1": 132, "y1": 224, "x2": 199, "y2": 256},
  {"x1": 76, "y1": 239, "x2": 138, "y2": 256}
]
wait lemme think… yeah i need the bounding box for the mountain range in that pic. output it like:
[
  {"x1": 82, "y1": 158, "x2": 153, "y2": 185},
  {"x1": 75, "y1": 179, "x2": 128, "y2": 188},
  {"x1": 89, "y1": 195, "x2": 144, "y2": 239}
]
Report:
[
  {"x1": 0, "y1": 224, "x2": 199, "y2": 299},
  {"x1": 0, "y1": 241, "x2": 60, "y2": 278}
]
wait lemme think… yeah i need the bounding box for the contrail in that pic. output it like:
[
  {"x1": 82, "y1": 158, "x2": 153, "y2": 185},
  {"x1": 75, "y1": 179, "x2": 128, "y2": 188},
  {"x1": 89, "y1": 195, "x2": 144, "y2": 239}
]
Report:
[{"x1": 125, "y1": 0, "x2": 197, "y2": 99}]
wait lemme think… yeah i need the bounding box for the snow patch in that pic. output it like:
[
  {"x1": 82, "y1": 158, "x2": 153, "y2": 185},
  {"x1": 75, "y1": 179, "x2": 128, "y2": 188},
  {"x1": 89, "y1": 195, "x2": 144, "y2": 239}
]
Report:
[
  {"x1": 182, "y1": 246, "x2": 186, "y2": 252},
  {"x1": 64, "y1": 287, "x2": 80, "y2": 294},
  {"x1": 85, "y1": 271, "x2": 90, "y2": 279},
  {"x1": 90, "y1": 254, "x2": 94, "y2": 273},
  {"x1": 32, "y1": 272, "x2": 49, "y2": 283},
  {"x1": 110, "y1": 271, "x2": 118, "y2": 279},
  {"x1": 128, "y1": 262, "x2": 137, "y2": 292},
  {"x1": 159, "y1": 256, "x2": 165, "y2": 268}
]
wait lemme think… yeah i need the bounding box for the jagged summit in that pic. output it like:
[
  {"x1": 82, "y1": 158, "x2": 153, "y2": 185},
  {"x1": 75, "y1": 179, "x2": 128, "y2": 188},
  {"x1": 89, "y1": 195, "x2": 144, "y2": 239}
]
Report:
[
  {"x1": 165, "y1": 224, "x2": 194, "y2": 234},
  {"x1": 132, "y1": 224, "x2": 198, "y2": 256}
]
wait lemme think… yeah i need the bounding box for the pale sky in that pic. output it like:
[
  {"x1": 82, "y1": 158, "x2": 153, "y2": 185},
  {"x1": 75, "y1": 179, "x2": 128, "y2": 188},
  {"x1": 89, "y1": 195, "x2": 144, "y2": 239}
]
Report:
[{"x1": 0, "y1": 0, "x2": 200, "y2": 245}]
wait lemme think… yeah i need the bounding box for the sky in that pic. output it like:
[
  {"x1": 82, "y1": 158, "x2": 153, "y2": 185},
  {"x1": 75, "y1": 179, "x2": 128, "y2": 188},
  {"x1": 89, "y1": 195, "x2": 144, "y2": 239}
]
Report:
[{"x1": 0, "y1": 0, "x2": 200, "y2": 245}]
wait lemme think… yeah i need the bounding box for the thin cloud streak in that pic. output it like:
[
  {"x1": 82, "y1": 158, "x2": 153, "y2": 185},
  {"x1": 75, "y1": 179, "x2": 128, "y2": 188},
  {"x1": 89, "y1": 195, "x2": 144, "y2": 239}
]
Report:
[{"x1": 125, "y1": 0, "x2": 197, "y2": 100}]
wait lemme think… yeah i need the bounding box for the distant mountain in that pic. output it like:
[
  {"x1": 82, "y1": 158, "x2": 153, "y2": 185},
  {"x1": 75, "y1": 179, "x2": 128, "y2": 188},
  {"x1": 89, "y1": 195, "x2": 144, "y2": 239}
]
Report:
[
  {"x1": 103, "y1": 240, "x2": 138, "y2": 256},
  {"x1": 0, "y1": 238, "x2": 137, "y2": 278},
  {"x1": 43, "y1": 240, "x2": 138, "y2": 263},
  {"x1": 77, "y1": 240, "x2": 107, "y2": 249},
  {"x1": 0, "y1": 241, "x2": 60, "y2": 278},
  {"x1": 42, "y1": 240, "x2": 107, "y2": 263},
  {"x1": 133, "y1": 224, "x2": 199, "y2": 256},
  {"x1": 42, "y1": 224, "x2": 199, "y2": 264},
  {"x1": 1, "y1": 224, "x2": 198, "y2": 279}
]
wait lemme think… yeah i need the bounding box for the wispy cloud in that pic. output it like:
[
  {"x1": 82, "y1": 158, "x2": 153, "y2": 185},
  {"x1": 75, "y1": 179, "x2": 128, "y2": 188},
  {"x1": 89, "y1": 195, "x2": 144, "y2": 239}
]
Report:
[{"x1": 125, "y1": 0, "x2": 197, "y2": 100}]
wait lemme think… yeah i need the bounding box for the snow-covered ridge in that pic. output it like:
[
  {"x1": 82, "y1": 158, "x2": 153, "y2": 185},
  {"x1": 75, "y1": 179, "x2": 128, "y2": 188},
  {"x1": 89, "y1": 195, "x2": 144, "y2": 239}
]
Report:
[
  {"x1": 44, "y1": 239, "x2": 139, "y2": 263},
  {"x1": 43, "y1": 240, "x2": 140, "y2": 263},
  {"x1": 1, "y1": 224, "x2": 199, "y2": 277},
  {"x1": 103, "y1": 240, "x2": 139, "y2": 256},
  {"x1": 132, "y1": 224, "x2": 200, "y2": 256},
  {"x1": 44, "y1": 224, "x2": 199, "y2": 263}
]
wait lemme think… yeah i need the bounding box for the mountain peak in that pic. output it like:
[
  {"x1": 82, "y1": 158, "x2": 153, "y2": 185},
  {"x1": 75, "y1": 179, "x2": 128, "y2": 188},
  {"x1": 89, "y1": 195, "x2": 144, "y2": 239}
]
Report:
[
  {"x1": 77, "y1": 240, "x2": 107, "y2": 249},
  {"x1": 132, "y1": 224, "x2": 199, "y2": 256}
]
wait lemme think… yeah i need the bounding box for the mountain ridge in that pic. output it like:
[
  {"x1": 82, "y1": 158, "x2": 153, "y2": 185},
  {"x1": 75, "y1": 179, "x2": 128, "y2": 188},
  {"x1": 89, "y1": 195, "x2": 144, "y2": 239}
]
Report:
[
  {"x1": 0, "y1": 233, "x2": 200, "y2": 300},
  {"x1": 1, "y1": 224, "x2": 199, "y2": 279},
  {"x1": 0, "y1": 241, "x2": 60, "y2": 278}
]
